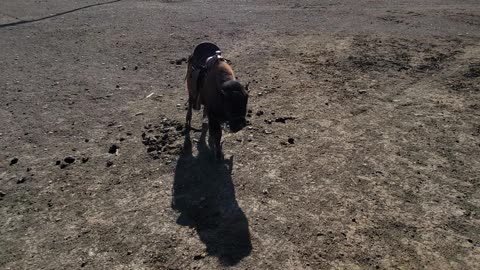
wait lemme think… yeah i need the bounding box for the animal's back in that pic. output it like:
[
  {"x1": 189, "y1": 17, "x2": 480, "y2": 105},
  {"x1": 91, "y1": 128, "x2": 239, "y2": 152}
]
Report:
[{"x1": 201, "y1": 60, "x2": 236, "y2": 109}]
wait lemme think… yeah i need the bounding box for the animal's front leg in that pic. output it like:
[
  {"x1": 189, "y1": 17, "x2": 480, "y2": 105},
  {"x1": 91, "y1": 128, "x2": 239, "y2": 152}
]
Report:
[{"x1": 208, "y1": 118, "x2": 223, "y2": 160}]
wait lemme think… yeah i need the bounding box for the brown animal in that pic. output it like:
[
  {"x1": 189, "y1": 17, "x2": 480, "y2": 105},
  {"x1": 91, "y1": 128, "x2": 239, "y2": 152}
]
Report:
[{"x1": 185, "y1": 42, "x2": 249, "y2": 159}]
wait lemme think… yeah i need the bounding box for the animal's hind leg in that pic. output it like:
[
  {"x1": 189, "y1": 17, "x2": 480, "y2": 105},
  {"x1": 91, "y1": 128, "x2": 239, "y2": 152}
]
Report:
[{"x1": 185, "y1": 101, "x2": 193, "y2": 131}]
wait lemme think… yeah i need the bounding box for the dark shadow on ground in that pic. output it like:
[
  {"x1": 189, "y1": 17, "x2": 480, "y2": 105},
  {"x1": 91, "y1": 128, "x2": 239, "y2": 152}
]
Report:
[
  {"x1": 0, "y1": 0, "x2": 122, "y2": 28},
  {"x1": 172, "y1": 124, "x2": 252, "y2": 265}
]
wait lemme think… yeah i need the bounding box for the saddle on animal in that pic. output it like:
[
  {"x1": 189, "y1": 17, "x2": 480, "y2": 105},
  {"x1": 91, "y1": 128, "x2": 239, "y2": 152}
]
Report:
[{"x1": 186, "y1": 42, "x2": 224, "y2": 110}]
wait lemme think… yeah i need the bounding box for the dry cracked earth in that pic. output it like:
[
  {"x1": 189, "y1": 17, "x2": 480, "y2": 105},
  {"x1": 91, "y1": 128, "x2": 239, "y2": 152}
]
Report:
[{"x1": 1, "y1": 0, "x2": 480, "y2": 269}]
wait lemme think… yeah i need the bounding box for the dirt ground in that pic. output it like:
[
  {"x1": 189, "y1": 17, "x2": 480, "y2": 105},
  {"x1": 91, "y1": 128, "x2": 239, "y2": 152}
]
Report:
[{"x1": 1, "y1": 0, "x2": 480, "y2": 269}]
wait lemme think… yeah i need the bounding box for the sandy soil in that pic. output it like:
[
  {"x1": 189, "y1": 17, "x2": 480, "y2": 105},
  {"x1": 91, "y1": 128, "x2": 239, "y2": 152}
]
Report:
[{"x1": 1, "y1": 0, "x2": 480, "y2": 269}]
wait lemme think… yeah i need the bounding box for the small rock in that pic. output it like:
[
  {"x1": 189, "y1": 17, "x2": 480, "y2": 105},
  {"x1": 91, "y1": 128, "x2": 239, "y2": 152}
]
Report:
[
  {"x1": 264, "y1": 130, "x2": 273, "y2": 134},
  {"x1": 64, "y1": 156, "x2": 75, "y2": 164},
  {"x1": 193, "y1": 253, "x2": 206, "y2": 260},
  {"x1": 85, "y1": 139, "x2": 89, "y2": 143},
  {"x1": 17, "y1": 176, "x2": 30, "y2": 184},
  {"x1": 108, "y1": 144, "x2": 119, "y2": 154},
  {"x1": 262, "y1": 189, "x2": 268, "y2": 195},
  {"x1": 275, "y1": 117, "x2": 286, "y2": 123},
  {"x1": 288, "y1": 138, "x2": 295, "y2": 144},
  {"x1": 358, "y1": 89, "x2": 367, "y2": 94},
  {"x1": 256, "y1": 110, "x2": 264, "y2": 116},
  {"x1": 81, "y1": 157, "x2": 89, "y2": 163},
  {"x1": 106, "y1": 161, "x2": 114, "y2": 167},
  {"x1": 0, "y1": 191, "x2": 6, "y2": 198},
  {"x1": 134, "y1": 66, "x2": 138, "y2": 70},
  {"x1": 121, "y1": 66, "x2": 126, "y2": 70},
  {"x1": 247, "y1": 137, "x2": 253, "y2": 142},
  {"x1": 60, "y1": 163, "x2": 68, "y2": 169},
  {"x1": 55, "y1": 160, "x2": 61, "y2": 166},
  {"x1": 352, "y1": 218, "x2": 357, "y2": 223},
  {"x1": 10, "y1": 158, "x2": 18, "y2": 165},
  {"x1": 236, "y1": 138, "x2": 243, "y2": 142}
]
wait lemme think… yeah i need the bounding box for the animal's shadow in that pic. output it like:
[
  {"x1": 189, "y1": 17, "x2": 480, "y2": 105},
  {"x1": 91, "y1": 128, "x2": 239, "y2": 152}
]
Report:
[{"x1": 172, "y1": 124, "x2": 252, "y2": 265}]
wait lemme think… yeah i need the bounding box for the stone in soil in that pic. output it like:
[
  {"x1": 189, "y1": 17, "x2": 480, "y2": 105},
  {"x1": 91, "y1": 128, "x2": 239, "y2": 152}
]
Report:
[
  {"x1": 193, "y1": 253, "x2": 206, "y2": 260},
  {"x1": 275, "y1": 117, "x2": 295, "y2": 123},
  {"x1": 17, "y1": 176, "x2": 30, "y2": 184},
  {"x1": 106, "y1": 161, "x2": 114, "y2": 167},
  {"x1": 288, "y1": 138, "x2": 295, "y2": 144},
  {"x1": 81, "y1": 157, "x2": 89, "y2": 163},
  {"x1": 10, "y1": 158, "x2": 18, "y2": 165},
  {"x1": 64, "y1": 156, "x2": 75, "y2": 164},
  {"x1": 108, "y1": 144, "x2": 119, "y2": 154}
]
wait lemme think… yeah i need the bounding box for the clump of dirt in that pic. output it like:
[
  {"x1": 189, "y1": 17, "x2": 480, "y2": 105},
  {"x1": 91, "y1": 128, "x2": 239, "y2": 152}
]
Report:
[
  {"x1": 464, "y1": 63, "x2": 480, "y2": 78},
  {"x1": 141, "y1": 117, "x2": 185, "y2": 161}
]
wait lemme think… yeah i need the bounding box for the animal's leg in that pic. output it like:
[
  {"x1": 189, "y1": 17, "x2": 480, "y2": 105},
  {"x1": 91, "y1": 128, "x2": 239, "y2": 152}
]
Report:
[
  {"x1": 199, "y1": 110, "x2": 208, "y2": 146},
  {"x1": 185, "y1": 100, "x2": 192, "y2": 131},
  {"x1": 208, "y1": 117, "x2": 223, "y2": 160},
  {"x1": 202, "y1": 109, "x2": 207, "y2": 123}
]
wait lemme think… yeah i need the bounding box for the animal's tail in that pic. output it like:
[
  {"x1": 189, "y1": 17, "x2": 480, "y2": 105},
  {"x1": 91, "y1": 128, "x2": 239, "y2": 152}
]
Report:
[{"x1": 184, "y1": 55, "x2": 193, "y2": 81}]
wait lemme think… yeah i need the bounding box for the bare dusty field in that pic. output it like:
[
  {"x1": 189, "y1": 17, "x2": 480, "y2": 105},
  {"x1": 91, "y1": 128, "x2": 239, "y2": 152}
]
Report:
[{"x1": 1, "y1": 0, "x2": 480, "y2": 269}]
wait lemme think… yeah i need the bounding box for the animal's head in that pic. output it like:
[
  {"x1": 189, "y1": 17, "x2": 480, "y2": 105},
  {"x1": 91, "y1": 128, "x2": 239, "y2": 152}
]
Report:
[{"x1": 221, "y1": 80, "x2": 249, "y2": 133}]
